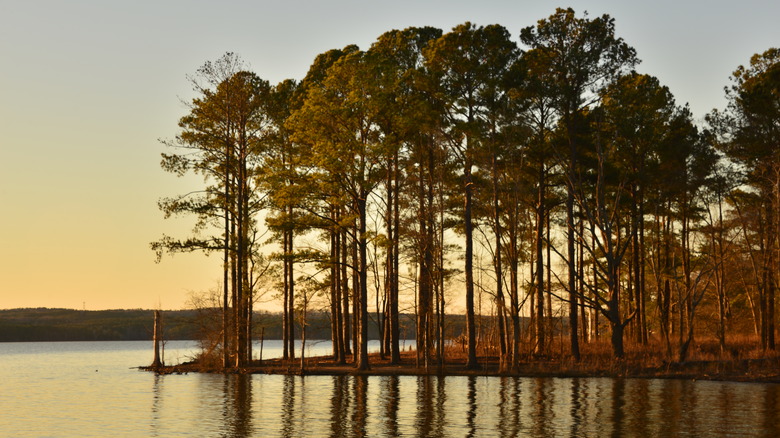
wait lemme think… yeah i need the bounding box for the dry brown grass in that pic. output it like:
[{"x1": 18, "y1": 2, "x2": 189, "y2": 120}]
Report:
[{"x1": 144, "y1": 334, "x2": 780, "y2": 382}]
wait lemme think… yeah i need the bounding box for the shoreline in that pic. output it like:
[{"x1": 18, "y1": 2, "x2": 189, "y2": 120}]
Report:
[{"x1": 142, "y1": 350, "x2": 780, "y2": 383}]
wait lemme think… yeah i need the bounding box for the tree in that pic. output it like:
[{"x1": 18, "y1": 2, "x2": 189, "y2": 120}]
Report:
[
  {"x1": 710, "y1": 47, "x2": 780, "y2": 350},
  {"x1": 424, "y1": 22, "x2": 519, "y2": 369},
  {"x1": 520, "y1": 7, "x2": 638, "y2": 359},
  {"x1": 670, "y1": 109, "x2": 716, "y2": 361},
  {"x1": 261, "y1": 78, "x2": 306, "y2": 361},
  {"x1": 519, "y1": 45, "x2": 558, "y2": 356},
  {"x1": 367, "y1": 26, "x2": 443, "y2": 365},
  {"x1": 699, "y1": 158, "x2": 740, "y2": 353},
  {"x1": 473, "y1": 27, "x2": 522, "y2": 370},
  {"x1": 153, "y1": 53, "x2": 271, "y2": 367},
  {"x1": 599, "y1": 72, "x2": 676, "y2": 345},
  {"x1": 300, "y1": 45, "x2": 360, "y2": 364},
  {"x1": 290, "y1": 50, "x2": 385, "y2": 370}
]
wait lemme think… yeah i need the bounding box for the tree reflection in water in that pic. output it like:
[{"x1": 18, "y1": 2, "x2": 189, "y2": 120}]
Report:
[
  {"x1": 329, "y1": 375, "x2": 349, "y2": 437},
  {"x1": 568, "y1": 378, "x2": 583, "y2": 437},
  {"x1": 280, "y1": 375, "x2": 296, "y2": 437},
  {"x1": 466, "y1": 376, "x2": 477, "y2": 437},
  {"x1": 223, "y1": 374, "x2": 252, "y2": 437},
  {"x1": 351, "y1": 376, "x2": 368, "y2": 436},
  {"x1": 609, "y1": 377, "x2": 626, "y2": 438},
  {"x1": 326, "y1": 375, "x2": 369, "y2": 437},
  {"x1": 381, "y1": 375, "x2": 399, "y2": 436},
  {"x1": 497, "y1": 377, "x2": 522, "y2": 437},
  {"x1": 434, "y1": 376, "x2": 447, "y2": 434},
  {"x1": 415, "y1": 376, "x2": 434, "y2": 436},
  {"x1": 531, "y1": 377, "x2": 553, "y2": 436},
  {"x1": 150, "y1": 373, "x2": 163, "y2": 436},
  {"x1": 624, "y1": 378, "x2": 650, "y2": 436},
  {"x1": 148, "y1": 374, "x2": 780, "y2": 436},
  {"x1": 763, "y1": 384, "x2": 780, "y2": 433}
]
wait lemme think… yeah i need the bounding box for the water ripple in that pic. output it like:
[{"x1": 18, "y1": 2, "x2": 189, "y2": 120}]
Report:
[{"x1": 2, "y1": 342, "x2": 780, "y2": 437}]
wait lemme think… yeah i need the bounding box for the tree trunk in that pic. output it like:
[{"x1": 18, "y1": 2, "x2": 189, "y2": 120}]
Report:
[
  {"x1": 383, "y1": 164, "x2": 393, "y2": 360},
  {"x1": 534, "y1": 161, "x2": 545, "y2": 355},
  {"x1": 578, "y1": 220, "x2": 588, "y2": 344},
  {"x1": 546, "y1": 213, "x2": 553, "y2": 347},
  {"x1": 437, "y1": 155, "x2": 446, "y2": 369},
  {"x1": 766, "y1": 189, "x2": 776, "y2": 350},
  {"x1": 508, "y1": 201, "x2": 521, "y2": 369},
  {"x1": 282, "y1": 231, "x2": 289, "y2": 361},
  {"x1": 151, "y1": 310, "x2": 163, "y2": 368},
  {"x1": 713, "y1": 195, "x2": 727, "y2": 353},
  {"x1": 639, "y1": 190, "x2": 648, "y2": 344},
  {"x1": 389, "y1": 149, "x2": 401, "y2": 364},
  {"x1": 331, "y1": 211, "x2": 345, "y2": 364},
  {"x1": 492, "y1": 154, "x2": 507, "y2": 364},
  {"x1": 356, "y1": 194, "x2": 370, "y2": 371},
  {"x1": 567, "y1": 190, "x2": 580, "y2": 361},
  {"x1": 417, "y1": 149, "x2": 433, "y2": 365},
  {"x1": 566, "y1": 115, "x2": 580, "y2": 360},
  {"x1": 300, "y1": 306, "x2": 307, "y2": 372},
  {"x1": 592, "y1": 231, "x2": 600, "y2": 340},
  {"x1": 223, "y1": 141, "x2": 232, "y2": 369},
  {"x1": 287, "y1": 226, "x2": 296, "y2": 360},
  {"x1": 465, "y1": 158, "x2": 478, "y2": 369},
  {"x1": 608, "y1": 274, "x2": 624, "y2": 359},
  {"x1": 351, "y1": 221, "x2": 359, "y2": 358},
  {"x1": 341, "y1": 223, "x2": 351, "y2": 357},
  {"x1": 223, "y1": 212, "x2": 230, "y2": 368},
  {"x1": 235, "y1": 151, "x2": 246, "y2": 368},
  {"x1": 610, "y1": 317, "x2": 625, "y2": 359},
  {"x1": 632, "y1": 191, "x2": 643, "y2": 345}
]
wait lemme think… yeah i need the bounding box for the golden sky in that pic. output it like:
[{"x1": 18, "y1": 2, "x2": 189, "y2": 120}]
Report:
[{"x1": 1, "y1": 0, "x2": 778, "y2": 310}]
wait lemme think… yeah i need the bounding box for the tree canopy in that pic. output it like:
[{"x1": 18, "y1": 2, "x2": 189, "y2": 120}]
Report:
[{"x1": 155, "y1": 9, "x2": 780, "y2": 369}]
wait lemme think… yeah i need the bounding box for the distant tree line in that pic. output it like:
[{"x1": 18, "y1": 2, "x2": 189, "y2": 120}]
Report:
[
  {"x1": 0, "y1": 308, "x2": 425, "y2": 343},
  {"x1": 0, "y1": 309, "x2": 195, "y2": 342},
  {"x1": 153, "y1": 7, "x2": 780, "y2": 370}
]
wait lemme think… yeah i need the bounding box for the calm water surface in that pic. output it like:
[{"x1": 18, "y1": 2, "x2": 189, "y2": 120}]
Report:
[{"x1": 1, "y1": 341, "x2": 779, "y2": 437}]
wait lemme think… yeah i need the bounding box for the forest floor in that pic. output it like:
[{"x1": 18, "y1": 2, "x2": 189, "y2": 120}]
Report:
[{"x1": 145, "y1": 338, "x2": 780, "y2": 383}]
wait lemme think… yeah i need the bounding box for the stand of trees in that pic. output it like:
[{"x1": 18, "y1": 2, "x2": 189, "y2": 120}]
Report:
[{"x1": 154, "y1": 8, "x2": 780, "y2": 369}]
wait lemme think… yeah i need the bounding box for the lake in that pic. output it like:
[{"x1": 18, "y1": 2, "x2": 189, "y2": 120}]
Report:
[{"x1": 1, "y1": 340, "x2": 779, "y2": 437}]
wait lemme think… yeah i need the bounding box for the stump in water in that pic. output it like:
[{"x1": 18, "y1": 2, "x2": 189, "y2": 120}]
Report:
[
  {"x1": 151, "y1": 310, "x2": 163, "y2": 368},
  {"x1": 259, "y1": 327, "x2": 265, "y2": 363}
]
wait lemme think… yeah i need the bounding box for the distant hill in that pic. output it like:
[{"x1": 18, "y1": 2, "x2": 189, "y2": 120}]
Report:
[
  {"x1": 0, "y1": 308, "x2": 416, "y2": 342},
  {"x1": 0, "y1": 308, "x2": 199, "y2": 342},
  {"x1": 0, "y1": 308, "x2": 537, "y2": 343}
]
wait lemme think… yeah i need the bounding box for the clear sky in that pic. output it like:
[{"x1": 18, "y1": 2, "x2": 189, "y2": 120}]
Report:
[{"x1": 1, "y1": 0, "x2": 778, "y2": 310}]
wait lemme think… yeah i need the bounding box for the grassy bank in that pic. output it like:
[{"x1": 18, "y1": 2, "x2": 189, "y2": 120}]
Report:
[{"x1": 144, "y1": 335, "x2": 780, "y2": 383}]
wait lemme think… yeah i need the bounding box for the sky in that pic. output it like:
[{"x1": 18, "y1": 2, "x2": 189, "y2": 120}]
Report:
[{"x1": 1, "y1": 0, "x2": 778, "y2": 311}]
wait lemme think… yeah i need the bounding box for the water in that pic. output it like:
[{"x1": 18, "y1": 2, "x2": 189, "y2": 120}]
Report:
[{"x1": 1, "y1": 341, "x2": 779, "y2": 437}]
